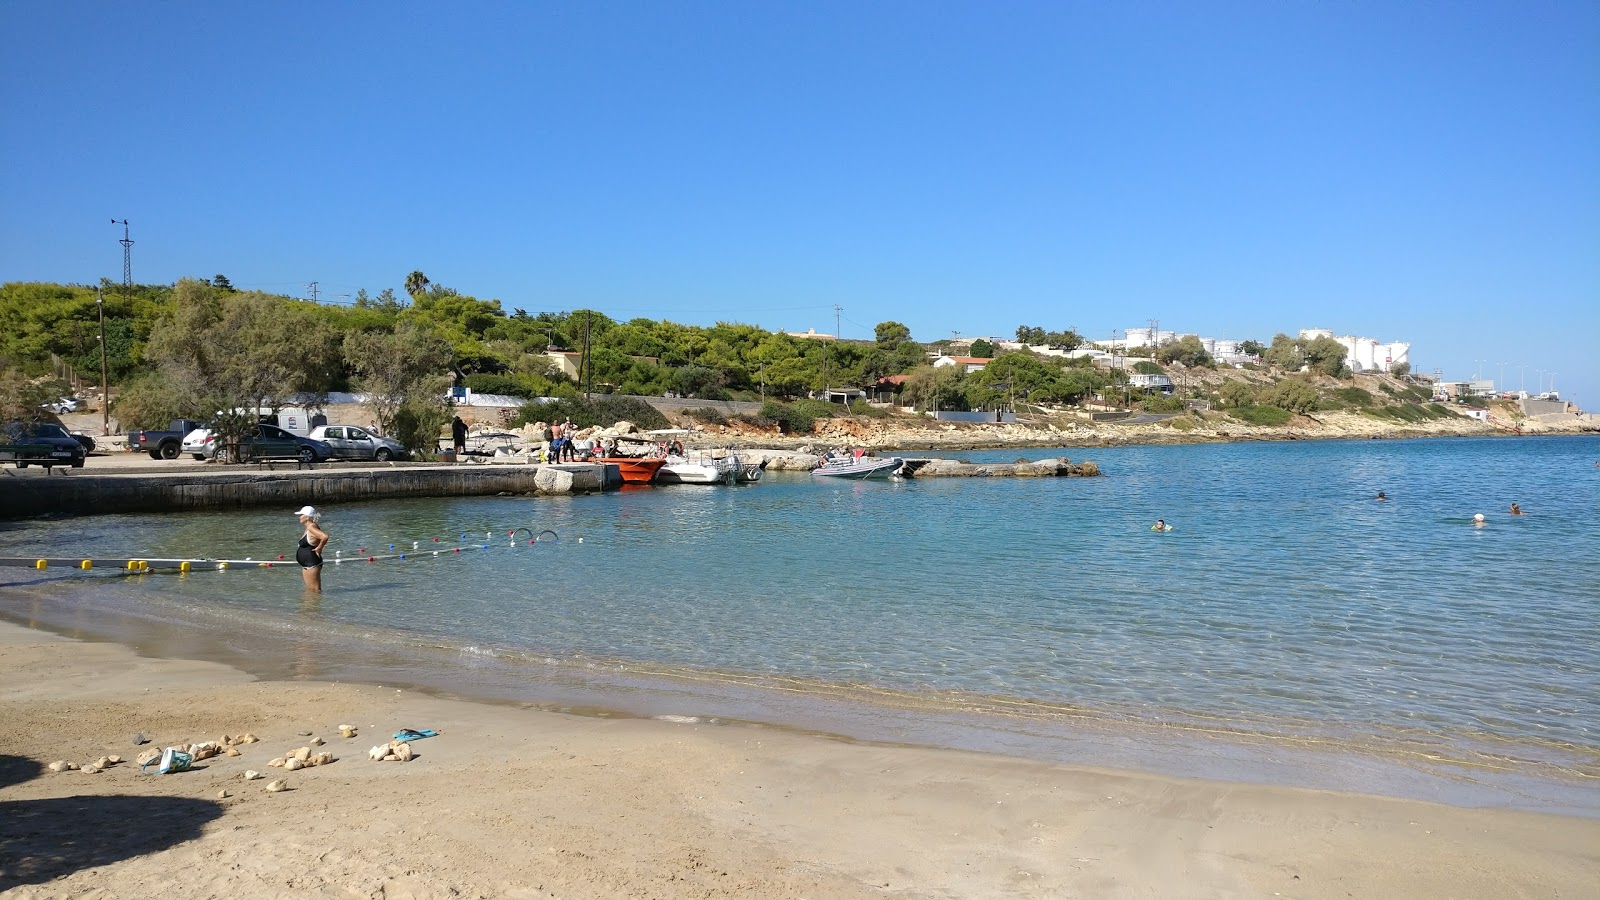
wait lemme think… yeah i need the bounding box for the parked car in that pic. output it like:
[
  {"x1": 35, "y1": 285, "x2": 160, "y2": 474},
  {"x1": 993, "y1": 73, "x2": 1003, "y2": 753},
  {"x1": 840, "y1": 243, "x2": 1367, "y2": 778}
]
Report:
[
  {"x1": 70, "y1": 431, "x2": 96, "y2": 453},
  {"x1": 128, "y1": 418, "x2": 208, "y2": 459},
  {"x1": 0, "y1": 420, "x2": 88, "y2": 469},
  {"x1": 46, "y1": 397, "x2": 83, "y2": 414},
  {"x1": 186, "y1": 424, "x2": 333, "y2": 463},
  {"x1": 306, "y1": 425, "x2": 407, "y2": 461}
]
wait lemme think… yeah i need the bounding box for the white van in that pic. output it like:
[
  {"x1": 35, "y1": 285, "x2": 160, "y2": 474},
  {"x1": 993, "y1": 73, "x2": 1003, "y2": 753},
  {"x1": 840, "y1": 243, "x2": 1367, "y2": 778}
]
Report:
[{"x1": 218, "y1": 406, "x2": 325, "y2": 437}]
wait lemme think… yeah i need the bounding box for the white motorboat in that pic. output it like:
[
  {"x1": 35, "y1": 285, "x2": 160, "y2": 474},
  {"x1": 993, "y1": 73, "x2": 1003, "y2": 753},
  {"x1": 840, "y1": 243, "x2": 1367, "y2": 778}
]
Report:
[
  {"x1": 811, "y1": 453, "x2": 904, "y2": 480},
  {"x1": 657, "y1": 451, "x2": 740, "y2": 485}
]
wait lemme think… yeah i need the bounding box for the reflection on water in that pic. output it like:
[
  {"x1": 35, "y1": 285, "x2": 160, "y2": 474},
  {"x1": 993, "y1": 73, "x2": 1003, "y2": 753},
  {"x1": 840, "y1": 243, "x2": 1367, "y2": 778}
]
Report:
[{"x1": 2, "y1": 435, "x2": 1598, "y2": 811}]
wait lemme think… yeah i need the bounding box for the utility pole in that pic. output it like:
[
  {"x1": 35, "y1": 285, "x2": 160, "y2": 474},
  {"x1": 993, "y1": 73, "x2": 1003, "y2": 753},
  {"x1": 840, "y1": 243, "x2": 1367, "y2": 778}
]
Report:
[
  {"x1": 583, "y1": 309, "x2": 592, "y2": 399},
  {"x1": 1149, "y1": 318, "x2": 1159, "y2": 351},
  {"x1": 307, "y1": 281, "x2": 320, "y2": 304},
  {"x1": 112, "y1": 219, "x2": 132, "y2": 306},
  {"x1": 833, "y1": 304, "x2": 842, "y2": 340},
  {"x1": 96, "y1": 286, "x2": 109, "y2": 435}
]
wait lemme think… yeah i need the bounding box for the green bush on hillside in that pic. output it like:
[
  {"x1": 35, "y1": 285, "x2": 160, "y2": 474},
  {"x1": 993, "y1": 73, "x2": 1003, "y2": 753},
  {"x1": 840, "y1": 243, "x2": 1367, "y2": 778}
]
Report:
[
  {"x1": 1332, "y1": 386, "x2": 1374, "y2": 407},
  {"x1": 1230, "y1": 405, "x2": 1293, "y2": 426},
  {"x1": 1140, "y1": 394, "x2": 1186, "y2": 413},
  {"x1": 511, "y1": 395, "x2": 669, "y2": 431},
  {"x1": 685, "y1": 406, "x2": 727, "y2": 425}
]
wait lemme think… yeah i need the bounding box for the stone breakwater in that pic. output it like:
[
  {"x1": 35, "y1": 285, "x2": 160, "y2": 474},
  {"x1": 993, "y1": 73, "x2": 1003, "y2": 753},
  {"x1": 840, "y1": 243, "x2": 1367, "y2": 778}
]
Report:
[
  {"x1": 0, "y1": 463, "x2": 612, "y2": 520},
  {"x1": 737, "y1": 449, "x2": 1099, "y2": 478}
]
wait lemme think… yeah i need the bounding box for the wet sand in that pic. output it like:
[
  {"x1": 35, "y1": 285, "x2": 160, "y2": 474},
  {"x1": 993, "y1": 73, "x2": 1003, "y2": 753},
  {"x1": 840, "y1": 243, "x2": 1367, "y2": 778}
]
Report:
[{"x1": 2, "y1": 620, "x2": 1596, "y2": 899}]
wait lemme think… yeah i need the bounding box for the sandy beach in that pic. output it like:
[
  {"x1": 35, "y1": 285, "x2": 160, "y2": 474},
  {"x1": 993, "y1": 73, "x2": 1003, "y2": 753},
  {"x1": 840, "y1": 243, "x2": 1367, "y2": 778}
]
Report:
[{"x1": 2, "y1": 621, "x2": 1595, "y2": 899}]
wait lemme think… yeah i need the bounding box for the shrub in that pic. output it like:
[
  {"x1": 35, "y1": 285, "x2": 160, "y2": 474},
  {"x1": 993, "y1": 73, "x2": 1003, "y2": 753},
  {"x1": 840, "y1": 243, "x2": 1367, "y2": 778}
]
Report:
[
  {"x1": 1360, "y1": 403, "x2": 1453, "y2": 424},
  {"x1": 1332, "y1": 386, "x2": 1374, "y2": 407},
  {"x1": 1260, "y1": 377, "x2": 1318, "y2": 413},
  {"x1": 1140, "y1": 394, "x2": 1186, "y2": 413},
  {"x1": 685, "y1": 406, "x2": 727, "y2": 425},
  {"x1": 1132, "y1": 360, "x2": 1164, "y2": 375},
  {"x1": 848, "y1": 398, "x2": 889, "y2": 417},
  {"x1": 1230, "y1": 405, "x2": 1293, "y2": 426},
  {"x1": 512, "y1": 395, "x2": 669, "y2": 431},
  {"x1": 760, "y1": 401, "x2": 815, "y2": 434}
]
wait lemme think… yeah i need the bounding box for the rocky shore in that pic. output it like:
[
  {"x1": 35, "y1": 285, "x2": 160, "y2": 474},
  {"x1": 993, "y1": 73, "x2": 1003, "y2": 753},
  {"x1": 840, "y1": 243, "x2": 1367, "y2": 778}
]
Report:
[{"x1": 685, "y1": 407, "x2": 1599, "y2": 454}]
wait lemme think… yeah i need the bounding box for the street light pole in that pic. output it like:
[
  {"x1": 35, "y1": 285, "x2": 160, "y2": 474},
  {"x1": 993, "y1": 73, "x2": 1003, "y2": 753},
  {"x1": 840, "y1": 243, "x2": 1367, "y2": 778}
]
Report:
[{"x1": 97, "y1": 286, "x2": 109, "y2": 435}]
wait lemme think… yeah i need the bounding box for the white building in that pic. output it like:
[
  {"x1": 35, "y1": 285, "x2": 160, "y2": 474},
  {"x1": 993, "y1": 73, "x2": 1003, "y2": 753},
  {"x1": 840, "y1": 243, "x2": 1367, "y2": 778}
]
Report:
[
  {"x1": 1127, "y1": 372, "x2": 1174, "y2": 392},
  {"x1": 1118, "y1": 327, "x2": 1178, "y2": 349},
  {"x1": 1298, "y1": 329, "x2": 1411, "y2": 374},
  {"x1": 932, "y1": 355, "x2": 992, "y2": 374}
]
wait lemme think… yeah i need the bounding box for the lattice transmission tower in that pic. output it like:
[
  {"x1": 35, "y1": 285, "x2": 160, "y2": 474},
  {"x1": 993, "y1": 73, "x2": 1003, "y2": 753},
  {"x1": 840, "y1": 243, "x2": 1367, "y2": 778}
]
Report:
[{"x1": 112, "y1": 219, "x2": 133, "y2": 303}]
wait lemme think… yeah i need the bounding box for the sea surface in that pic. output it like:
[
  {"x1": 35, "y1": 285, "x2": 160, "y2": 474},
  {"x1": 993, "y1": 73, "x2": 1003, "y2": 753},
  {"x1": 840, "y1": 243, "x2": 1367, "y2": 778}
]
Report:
[{"x1": 3, "y1": 435, "x2": 1598, "y2": 814}]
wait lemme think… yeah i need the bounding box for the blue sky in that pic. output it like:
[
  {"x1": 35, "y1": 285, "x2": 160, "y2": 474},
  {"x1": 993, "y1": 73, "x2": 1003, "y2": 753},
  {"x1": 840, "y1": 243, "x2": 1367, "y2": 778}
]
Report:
[{"x1": 3, "y1": 2, "x2": 1595, "y2": 403}]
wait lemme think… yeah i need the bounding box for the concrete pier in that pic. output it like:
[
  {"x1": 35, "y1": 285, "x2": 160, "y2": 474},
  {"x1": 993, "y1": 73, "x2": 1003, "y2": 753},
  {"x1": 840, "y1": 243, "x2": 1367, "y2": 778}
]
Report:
[{"x1": 0, "y1": 463, "x2": 616, "y2": 520}]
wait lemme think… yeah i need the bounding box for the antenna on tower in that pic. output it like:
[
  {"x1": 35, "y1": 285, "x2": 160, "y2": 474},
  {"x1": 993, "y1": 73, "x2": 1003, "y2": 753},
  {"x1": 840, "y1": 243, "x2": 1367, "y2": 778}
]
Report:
[{"x1": 112, "y1": 219, "x2": 132, "y2": 304}]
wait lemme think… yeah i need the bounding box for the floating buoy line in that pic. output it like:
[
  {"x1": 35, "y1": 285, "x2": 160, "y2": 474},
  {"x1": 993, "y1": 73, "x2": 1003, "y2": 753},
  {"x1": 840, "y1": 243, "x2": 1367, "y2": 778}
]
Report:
[{"x1": 0, "y1": 528, "x2": 567, "y2": 576}]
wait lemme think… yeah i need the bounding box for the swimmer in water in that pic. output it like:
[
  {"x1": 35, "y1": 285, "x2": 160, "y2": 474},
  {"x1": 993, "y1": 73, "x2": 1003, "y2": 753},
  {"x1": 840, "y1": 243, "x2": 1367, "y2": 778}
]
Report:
[
  {"x1": 1509, "y1": 502, "x2": 1523, "y2": 515},
  {"x1": 1472, "y1": 513, "x2": 1487, "y2": 527},
  {"x1": 1376, "y1": 491, "x2": 1387, "y2": 501},
  {"x1": 1152, "y1": 519, "x2": 1173, "y2": 532}
]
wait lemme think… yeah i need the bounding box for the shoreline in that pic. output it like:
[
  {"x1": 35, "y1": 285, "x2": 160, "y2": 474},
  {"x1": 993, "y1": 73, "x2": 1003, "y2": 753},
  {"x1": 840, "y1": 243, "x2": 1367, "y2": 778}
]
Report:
[{"x1": 2, "y1": 620, "x2": 1597, "y2": 898}]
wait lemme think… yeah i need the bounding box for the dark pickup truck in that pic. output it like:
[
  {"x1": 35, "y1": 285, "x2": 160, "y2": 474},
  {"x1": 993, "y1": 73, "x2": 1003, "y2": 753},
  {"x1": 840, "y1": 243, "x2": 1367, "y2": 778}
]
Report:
[{"x1": 127, "y1": 419, "x2": 206, "y2": 460}]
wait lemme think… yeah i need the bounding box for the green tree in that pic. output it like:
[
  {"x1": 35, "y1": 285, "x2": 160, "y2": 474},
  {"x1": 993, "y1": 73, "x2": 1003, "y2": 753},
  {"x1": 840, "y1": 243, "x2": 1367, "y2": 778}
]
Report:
[
  {"x1": 1156, "y1": 334, "x2": 1213, "y2": 367},
  {"x1": 1262, "y1": 334, "x2": 1303, "y2": 370},
  {"x1": 1260, "y1": 376, "x2": 1318, "y2": 413},
  {"x1": 404, "y1": 271, "x2": 431, "y2": 300},
  {"x1": 1218, "y1": 380, "x2": 1258, "y2": 408},
  {"x1": 969, "y1": 339, "x2": 995, "y2": 358},
  {"x1": 1302, "y1": 336, "x2": 1350, "y2": 378},
  {"x1": 212, "y1": 274, "x2": 235, "y2": 292},
  {"x1": 1043, "y1": 329, "x2": 1083, "y2": 351},
  {"x1": 145, "y1": 281, "x2": 343, "y2": 456},
  {"x1": 901, "y1": 364, "x2": 967, "y2": 411},
  {"x1": 1239, "y1": 339, "x2": 1265, "y2": 357},
  {"x1": 0, "y1": 367, "x2": 68, "y2": 421},
  {"x1": 1015, "y1": 325, "x2": 1047, "y2": 345},
  {"x1": 874, "y1": 321, "x2": 912, "y2": 347},
  {"x1": 343, "y1": 322, "x2": 455, "y2": 447}
]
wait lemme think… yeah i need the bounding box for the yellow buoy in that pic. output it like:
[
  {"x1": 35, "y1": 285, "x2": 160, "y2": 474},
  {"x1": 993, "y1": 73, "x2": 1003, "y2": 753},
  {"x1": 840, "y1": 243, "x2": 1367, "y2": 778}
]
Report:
[
  {"x1": 35, "y1": 559, "x2": 47, "y2": 570},
  {"x1": 80, "y1": 560, "x2": 92, "y2": 570},
  {"x1": 179, "y1": 561, "x2": 192, "y2": 573}
]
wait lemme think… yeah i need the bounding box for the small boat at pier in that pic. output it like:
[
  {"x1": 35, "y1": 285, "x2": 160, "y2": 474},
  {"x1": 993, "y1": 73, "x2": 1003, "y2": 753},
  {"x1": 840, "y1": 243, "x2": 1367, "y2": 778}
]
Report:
[{"x1": 811, "y1": 453, "x2": 904, "y2": 480}]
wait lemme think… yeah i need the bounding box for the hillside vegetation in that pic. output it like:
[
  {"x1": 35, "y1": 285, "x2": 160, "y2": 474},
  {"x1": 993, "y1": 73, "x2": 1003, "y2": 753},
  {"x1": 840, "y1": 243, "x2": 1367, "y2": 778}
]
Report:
[{"x1": 2, "y1": 277, "x2": 1466, "y2": 441}]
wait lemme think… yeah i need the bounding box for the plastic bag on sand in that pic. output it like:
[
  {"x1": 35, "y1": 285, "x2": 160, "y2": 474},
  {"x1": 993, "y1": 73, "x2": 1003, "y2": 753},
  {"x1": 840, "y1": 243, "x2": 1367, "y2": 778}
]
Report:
[{"x1": 142, "y1": 747, "x2": 194, "y2": 775}]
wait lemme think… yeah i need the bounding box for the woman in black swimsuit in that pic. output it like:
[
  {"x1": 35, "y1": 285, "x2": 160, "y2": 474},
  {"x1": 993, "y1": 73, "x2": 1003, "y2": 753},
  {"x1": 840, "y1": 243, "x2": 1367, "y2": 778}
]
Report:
[{"x1": 294, "y1": 505, "x2": 330, "y2": 592}]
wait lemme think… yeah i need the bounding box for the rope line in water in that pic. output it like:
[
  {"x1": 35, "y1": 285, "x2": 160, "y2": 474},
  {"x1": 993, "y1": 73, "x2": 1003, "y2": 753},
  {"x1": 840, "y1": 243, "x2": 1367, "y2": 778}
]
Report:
[{"x1": 0, "y1": 526, "x2": 566, "y2": 575}]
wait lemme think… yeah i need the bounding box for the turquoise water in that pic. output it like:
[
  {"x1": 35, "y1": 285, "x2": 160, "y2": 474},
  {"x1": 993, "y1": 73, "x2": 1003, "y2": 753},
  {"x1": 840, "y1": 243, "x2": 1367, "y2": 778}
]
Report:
[{"x1": 3, "y1": 435, "x2": 1598, "y2": 811}]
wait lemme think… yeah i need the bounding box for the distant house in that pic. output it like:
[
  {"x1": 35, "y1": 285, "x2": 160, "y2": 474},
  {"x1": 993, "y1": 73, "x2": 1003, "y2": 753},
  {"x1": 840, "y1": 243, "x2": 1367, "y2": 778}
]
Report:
[
  {"x1": 1128, "y1": 372, "x2": 1173, "y2": 393},
  {"x1": 779, "y1": 328, "x2": 837, "y2": 341},
  {"x1": 543, "y1": 351, "x2": 582, "y2": 380},
  {"x1": 817, "y1": 387, "x2": 867, "y2": 405},
  {"x1": 932, "y1": 355, "x2": 991, "y2": 374},
  {"x1": 867, "y1": 375, "x2": 909, "y2": 404}
]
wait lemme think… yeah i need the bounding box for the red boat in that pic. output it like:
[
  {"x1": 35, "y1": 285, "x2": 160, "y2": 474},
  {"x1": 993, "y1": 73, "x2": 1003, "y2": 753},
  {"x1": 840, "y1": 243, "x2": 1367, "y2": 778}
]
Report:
[{"x1": 596, "y1": 456, "x2": 666, "y2": 485}]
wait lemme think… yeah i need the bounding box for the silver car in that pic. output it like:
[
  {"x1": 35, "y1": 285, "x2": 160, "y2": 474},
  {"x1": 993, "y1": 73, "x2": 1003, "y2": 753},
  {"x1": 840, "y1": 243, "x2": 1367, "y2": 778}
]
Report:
[{"x1": 307, "y1": 425, "x2": 407, "y2": 461}]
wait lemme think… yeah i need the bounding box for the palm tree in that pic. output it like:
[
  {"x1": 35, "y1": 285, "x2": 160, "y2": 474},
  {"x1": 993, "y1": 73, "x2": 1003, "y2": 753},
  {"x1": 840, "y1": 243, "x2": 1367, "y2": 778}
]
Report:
[{"x1": 404, "y1": 270, "x2": 430, "y2": 300}]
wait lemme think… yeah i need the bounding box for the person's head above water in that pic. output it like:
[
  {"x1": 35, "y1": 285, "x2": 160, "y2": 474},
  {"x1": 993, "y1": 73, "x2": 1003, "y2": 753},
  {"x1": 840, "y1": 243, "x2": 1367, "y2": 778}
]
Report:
[
  {"x1": 1510, "y1": 502, "x2": 1523, "y2": 514},
  {"x1": 1376, "y1": 491, "x2": 1387, "y2": 501},
  {"x1": 1473, "y1": 513, "x2": 1486, "y2": 525}
]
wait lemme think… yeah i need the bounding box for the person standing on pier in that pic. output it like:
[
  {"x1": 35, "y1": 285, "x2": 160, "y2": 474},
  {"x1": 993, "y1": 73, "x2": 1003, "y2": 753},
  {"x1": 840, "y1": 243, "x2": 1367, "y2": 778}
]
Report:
[{"x1": 452, "y1": 415, "x2": 468, "y2": 457}]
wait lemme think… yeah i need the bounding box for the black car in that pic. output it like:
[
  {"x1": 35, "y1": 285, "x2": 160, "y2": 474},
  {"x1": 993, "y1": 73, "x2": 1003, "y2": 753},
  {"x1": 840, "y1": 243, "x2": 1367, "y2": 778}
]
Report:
[{"x1": 0, "y1": 420, "x2": 89, "y2": 469}]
